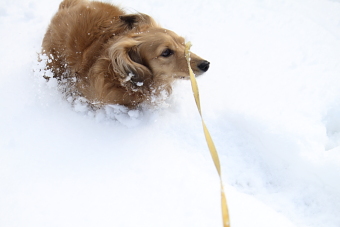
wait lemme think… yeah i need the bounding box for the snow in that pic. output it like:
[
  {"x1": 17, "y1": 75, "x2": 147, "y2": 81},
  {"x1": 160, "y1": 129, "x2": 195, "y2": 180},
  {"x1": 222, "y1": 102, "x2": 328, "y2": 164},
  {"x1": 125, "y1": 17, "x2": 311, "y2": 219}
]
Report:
[{"x1": 1, "y1": 0, "x2": 340, "y2": 227}]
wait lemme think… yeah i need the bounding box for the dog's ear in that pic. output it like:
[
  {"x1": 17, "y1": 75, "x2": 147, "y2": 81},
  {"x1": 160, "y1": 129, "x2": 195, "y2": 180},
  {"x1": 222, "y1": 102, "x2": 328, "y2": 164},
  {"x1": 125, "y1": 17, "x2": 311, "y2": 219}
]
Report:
[
  {"x1": 119, "y1": 13, "x2": 157, "y2": 30},
  {"x1": 108, "y1": 37, "x2": 152, "y2": 87}
]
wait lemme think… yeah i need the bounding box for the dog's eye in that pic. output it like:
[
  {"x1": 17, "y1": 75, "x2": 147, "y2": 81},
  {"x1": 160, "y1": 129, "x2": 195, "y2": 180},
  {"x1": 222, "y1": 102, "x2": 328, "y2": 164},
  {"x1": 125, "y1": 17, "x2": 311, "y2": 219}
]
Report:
[{"x1": 161, "y1": 48, "x2": 173, "y2": 57}]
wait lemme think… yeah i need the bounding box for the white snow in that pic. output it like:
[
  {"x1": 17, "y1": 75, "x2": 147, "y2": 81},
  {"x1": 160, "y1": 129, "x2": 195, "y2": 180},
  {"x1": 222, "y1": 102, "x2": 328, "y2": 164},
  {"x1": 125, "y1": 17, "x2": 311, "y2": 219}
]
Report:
[
  {"x1": 1, "y1": 0, "x2": 340, "y2": 227},
  {"x1": 124, "y1": 72, "x2": 135, "y2": 82},
  {"x1": 136, "y1": 82, "x2": 143, "y2": 86}
]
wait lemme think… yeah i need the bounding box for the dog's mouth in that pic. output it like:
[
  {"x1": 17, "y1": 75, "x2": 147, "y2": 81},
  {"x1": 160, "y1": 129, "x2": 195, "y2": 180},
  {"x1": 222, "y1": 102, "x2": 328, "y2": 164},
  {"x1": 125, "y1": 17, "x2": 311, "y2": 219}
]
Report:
[
  {"x1": 166, "y1": 68, "x2": 206, "y2": 80},
  {"x1": 173, "y1": 74, "x2": 190, "y2": 80},
  {"x1": 173, "y1": 73, "x2": 204, "y2": 80}
]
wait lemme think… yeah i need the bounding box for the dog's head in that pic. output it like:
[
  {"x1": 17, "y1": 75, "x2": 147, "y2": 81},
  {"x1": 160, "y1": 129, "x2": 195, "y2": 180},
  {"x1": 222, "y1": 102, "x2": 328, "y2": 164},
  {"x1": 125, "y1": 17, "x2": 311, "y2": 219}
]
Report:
[
  {"x1": 109, "y1": 19, "x2": 209, "y2": 91},
  {"x1": 132, "y1": 28, "x2": 209, "y2": 78}
]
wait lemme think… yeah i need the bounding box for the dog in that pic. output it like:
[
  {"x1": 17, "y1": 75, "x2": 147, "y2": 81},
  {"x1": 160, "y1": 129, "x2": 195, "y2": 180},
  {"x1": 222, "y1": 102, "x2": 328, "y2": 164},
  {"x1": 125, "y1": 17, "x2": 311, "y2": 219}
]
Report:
[{"x1": 42, "y1": 0, "x2": 210, "y2": 108}]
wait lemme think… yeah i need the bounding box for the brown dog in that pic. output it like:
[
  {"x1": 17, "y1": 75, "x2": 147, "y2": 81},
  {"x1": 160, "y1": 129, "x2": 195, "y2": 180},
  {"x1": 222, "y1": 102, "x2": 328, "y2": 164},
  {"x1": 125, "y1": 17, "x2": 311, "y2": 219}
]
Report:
[{"x1": 42, "y1": 0, "x2": 210, "y2": 108}]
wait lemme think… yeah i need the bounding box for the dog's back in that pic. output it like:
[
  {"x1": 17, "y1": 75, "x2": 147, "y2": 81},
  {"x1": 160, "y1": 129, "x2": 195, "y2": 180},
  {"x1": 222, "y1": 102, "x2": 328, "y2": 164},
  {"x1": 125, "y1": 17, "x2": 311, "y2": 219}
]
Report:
[{"x1": 42, "y1": 0, "x2": 127, "y2": 78}]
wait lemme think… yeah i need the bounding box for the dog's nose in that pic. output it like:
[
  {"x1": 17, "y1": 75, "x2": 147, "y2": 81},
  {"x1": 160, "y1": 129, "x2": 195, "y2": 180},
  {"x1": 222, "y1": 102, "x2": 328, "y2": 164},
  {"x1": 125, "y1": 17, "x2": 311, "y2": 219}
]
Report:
[{"x1": 198, "y1": 60, "x2": 210, "y2": 72}]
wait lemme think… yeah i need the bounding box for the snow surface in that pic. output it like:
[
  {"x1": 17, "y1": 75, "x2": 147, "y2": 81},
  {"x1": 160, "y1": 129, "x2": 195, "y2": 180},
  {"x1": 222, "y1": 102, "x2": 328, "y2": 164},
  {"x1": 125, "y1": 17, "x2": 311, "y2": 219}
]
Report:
[{"x1": 1, "y1": 0, "x2": 340, "y2": 226}]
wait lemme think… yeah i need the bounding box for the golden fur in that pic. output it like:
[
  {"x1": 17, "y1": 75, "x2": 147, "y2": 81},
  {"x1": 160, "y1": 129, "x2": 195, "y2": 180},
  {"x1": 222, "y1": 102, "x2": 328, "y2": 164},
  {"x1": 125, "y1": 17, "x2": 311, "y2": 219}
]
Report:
[{"x1": 42, "y1": 0, "x2": 210, "y2": 108}]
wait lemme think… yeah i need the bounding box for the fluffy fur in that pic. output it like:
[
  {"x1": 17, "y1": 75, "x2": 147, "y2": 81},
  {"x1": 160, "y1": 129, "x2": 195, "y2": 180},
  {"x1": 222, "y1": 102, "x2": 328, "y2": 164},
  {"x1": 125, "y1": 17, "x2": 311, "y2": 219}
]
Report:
[{"x1": 42, "y1": 0, "x2": 210, "y2": 108}]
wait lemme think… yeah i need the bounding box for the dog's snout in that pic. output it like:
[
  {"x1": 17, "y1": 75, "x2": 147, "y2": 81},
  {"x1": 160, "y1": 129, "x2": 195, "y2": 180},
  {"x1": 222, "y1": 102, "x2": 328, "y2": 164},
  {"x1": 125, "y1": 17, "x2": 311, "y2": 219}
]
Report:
[{"x1": 198, "y1": 60, "x2": 210, "y2": 72}]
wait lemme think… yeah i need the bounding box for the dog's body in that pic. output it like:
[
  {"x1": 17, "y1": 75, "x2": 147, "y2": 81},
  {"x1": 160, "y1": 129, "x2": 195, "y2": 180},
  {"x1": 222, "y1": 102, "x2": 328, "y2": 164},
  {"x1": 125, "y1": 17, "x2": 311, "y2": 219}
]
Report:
[{"x1": 42, "y1": 0, "x2": 209, "y2": 108}]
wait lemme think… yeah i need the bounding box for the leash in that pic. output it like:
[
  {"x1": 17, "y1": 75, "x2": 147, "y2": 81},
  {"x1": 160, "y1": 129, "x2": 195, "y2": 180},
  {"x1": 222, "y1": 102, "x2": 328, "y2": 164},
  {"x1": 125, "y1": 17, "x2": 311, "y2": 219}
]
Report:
[{"x1": 185, "y1": 42, "x2": 231, "y2": 227}]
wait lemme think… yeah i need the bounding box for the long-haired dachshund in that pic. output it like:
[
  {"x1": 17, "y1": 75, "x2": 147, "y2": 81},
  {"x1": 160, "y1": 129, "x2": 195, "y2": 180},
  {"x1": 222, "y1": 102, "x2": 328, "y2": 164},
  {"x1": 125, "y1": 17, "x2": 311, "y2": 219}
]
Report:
[{"x1": 42, "y1": 0, "x2": 210, "y2": 108}]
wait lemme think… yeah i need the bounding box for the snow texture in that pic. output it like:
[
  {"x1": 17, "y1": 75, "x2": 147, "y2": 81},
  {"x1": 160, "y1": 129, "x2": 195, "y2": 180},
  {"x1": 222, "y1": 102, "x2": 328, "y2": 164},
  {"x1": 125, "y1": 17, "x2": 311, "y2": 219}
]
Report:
[{"x1": 1, "y1": 0, "x2": 340, "y2": 227}]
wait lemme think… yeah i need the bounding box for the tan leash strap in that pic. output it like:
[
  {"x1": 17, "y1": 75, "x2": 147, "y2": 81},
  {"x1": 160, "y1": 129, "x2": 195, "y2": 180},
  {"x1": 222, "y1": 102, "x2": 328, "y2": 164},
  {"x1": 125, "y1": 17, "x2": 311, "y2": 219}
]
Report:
[{"x1": 185, "y1": 42, "x2": 230, "y2": 227}]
